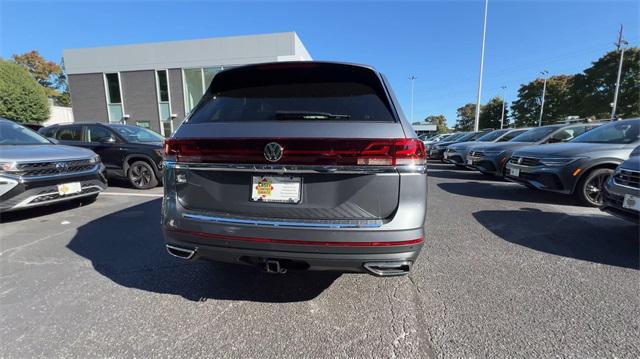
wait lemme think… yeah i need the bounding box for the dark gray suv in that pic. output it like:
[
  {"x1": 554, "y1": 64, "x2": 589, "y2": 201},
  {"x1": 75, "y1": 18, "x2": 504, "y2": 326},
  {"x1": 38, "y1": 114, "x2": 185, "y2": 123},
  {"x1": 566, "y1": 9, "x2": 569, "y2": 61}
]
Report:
[
  {"x1": 161, "y1": 62, "x2": 427, "y2": 276},
  {"x1": 467, "y1": 123, "x2": 599, "y2": 178},
  {"x1": 506, "y1": 119, "x2": 640, "y2": 206}
]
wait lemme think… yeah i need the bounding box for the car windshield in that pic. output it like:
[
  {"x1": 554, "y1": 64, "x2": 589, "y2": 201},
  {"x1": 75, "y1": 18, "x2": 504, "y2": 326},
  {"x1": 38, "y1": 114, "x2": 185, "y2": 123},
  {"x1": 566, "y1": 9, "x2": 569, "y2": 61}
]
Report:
[
  {"x1": 477, "y1": 129, "x2": 509, "y2": 142},
  {"x1": 454, "y1": 132, "x2": 478, "y2": 142},
  {"x1": 0, "y1": 121, "x2": 51, "y2": 145},
  {"x1": 499, "y1": 129, "x2": 528, "y2": 142},
  {"x1": 111, "y1": 125, "x2": 164, "y2": 143},
  {"x1": 571, "y1": 120, "x2": 639, "y2": 144},
  {"x1": 509, "y1": 126, "x2": 560, "y2": 142}
]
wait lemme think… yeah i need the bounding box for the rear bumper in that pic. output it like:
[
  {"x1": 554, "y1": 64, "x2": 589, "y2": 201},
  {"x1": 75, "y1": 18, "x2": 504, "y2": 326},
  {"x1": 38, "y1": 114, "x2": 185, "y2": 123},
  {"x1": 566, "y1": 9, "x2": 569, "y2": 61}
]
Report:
[
  {"x1": 163, "y1": 227, "x2": 423, "y2": 274},
  {"x1": 162, "y1": 165, "x2": 427, "y2": 275}
]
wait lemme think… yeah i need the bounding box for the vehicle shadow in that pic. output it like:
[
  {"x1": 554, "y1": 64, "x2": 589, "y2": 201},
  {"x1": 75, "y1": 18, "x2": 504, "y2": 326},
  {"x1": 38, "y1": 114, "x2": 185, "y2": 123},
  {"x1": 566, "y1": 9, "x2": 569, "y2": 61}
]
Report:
[
  {"x1": 0, "y1": 200, "x2": 90, "y2": 224},
  {"x1": 473, "y1": 208, "x2": 639, "y2": 269},
  {"x1": 438, "y1": 181, "x2": 580, "y2": 206},
  {"x1": 66, "y1": 199, "x2": 339, "y2": 303}
]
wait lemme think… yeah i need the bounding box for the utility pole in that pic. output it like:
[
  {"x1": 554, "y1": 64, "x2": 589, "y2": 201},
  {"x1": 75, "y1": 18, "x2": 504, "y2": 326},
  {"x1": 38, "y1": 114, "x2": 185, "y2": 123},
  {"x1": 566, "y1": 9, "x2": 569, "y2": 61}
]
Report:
[
  {"x1": 474, "y1": 0, "x2": 489, "y2": 132},
  {"x1": 538, "y1": 70, "x2": 549, "y2": 127},
  {"x1": 500, "y1": 86, "x2": 507, "y2": 129},
  {"x1": 611, "y1": 24, "x2": 628, "y2": 119},
  {"x1": 409, "y1": 75, "x2": 417, "y2": 123}
]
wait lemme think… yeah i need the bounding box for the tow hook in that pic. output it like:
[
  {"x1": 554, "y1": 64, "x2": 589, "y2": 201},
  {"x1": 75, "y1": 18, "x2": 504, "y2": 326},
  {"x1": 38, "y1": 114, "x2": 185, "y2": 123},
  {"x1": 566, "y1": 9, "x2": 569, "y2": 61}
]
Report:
[{"x1": 264, "y1": 259, "x2": 287, "y2": 274}]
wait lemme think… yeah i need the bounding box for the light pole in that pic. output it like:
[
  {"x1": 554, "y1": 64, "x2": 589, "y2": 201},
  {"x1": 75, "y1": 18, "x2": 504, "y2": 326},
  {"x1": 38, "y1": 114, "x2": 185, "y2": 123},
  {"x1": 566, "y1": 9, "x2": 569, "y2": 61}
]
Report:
[
  {"x1": 500, "y1": 86, "x2": 507, "y2": 129},
  {"x1": 611, "y1": 24, "x2": 628, "y2": 119},
  {"x1": 409, "y1": 75, "x2": 417, "y2": 123},
  {"x1": 538, "y1": 70, "x2": 549, "y2": 127},
  {"x1": 474, "y1": 0, "x2": 489, "y2": 132}
]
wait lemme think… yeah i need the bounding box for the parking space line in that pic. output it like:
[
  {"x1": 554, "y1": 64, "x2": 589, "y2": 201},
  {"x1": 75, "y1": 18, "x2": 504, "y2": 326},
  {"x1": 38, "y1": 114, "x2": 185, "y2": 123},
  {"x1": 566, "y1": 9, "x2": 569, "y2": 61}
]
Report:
[{"x1": 101, "y1": 192, "x2": 163, "y2": 198}]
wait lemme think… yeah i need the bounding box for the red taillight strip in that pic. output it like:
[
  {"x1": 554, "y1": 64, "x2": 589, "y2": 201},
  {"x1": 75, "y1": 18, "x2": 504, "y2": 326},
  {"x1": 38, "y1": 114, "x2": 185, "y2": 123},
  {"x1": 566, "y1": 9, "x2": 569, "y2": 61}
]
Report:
[{"x1": 166, "y1": 228, "x2": 423, "y2": 247}]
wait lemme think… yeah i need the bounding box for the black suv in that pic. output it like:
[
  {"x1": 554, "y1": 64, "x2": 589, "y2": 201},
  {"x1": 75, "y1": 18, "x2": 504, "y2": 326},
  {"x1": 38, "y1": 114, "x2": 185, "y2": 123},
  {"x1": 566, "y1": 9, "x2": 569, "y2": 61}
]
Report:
[{"x1": 40, "y1": 123, "x2": 164, "y2": 189}]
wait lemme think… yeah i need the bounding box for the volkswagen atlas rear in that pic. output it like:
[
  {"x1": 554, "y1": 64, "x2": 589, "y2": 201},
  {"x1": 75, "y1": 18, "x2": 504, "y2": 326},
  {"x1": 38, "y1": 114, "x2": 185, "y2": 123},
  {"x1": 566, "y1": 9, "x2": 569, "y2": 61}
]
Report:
[{"x1": 162, "y1": 62, "x2": 427, "y2": 276}]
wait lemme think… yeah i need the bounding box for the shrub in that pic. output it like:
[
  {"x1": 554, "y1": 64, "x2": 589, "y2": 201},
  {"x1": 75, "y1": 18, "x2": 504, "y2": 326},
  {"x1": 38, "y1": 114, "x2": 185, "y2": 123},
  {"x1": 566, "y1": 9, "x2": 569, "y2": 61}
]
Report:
[{"x1": 0, "y1": 60, "x2": 49, "y2": 123}]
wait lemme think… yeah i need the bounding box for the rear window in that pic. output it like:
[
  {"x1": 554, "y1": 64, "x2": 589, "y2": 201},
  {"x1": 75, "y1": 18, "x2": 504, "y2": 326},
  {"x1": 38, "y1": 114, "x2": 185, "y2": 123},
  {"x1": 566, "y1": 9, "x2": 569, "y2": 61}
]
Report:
[{"x1": 187, "y1": 64, "x2": 396, "y2": 123}]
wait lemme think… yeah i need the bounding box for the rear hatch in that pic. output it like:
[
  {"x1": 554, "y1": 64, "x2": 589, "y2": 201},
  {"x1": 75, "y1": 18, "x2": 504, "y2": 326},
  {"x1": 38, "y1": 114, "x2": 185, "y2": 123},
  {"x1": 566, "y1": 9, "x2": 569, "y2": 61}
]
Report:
[{"x1": 166, "y1": 62, "x2": 423, "y2": 225}]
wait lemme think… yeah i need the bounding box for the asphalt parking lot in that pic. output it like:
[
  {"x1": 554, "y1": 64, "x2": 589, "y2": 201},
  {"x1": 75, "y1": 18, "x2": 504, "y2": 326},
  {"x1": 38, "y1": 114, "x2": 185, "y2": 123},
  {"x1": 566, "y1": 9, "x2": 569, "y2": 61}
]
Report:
[{"x1": 1, "y1": 164, "x2": 638, "y2": 358}]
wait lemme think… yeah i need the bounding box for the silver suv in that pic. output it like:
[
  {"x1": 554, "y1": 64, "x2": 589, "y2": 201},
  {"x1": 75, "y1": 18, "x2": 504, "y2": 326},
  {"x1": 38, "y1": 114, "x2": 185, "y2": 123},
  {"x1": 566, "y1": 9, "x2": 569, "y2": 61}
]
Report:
[
  {"x1": 0, "y1": 119, "x2": 107, "y2": 212},
  {"x1": 161, "y1": 62, "x2": 427, "y2": 276}
]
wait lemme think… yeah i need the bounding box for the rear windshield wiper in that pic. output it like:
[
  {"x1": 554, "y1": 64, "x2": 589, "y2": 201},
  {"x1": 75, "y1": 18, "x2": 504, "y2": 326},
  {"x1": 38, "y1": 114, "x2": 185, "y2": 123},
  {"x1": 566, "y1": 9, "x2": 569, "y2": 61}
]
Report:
[{"x1": 275, "y1": 111, "x2": 352, "y2": 120}]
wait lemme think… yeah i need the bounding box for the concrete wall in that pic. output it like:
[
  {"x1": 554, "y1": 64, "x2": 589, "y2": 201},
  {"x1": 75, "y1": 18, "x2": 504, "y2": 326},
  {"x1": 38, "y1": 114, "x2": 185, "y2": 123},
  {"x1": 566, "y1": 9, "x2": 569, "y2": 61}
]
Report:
[
  {"x1": 68, "y1": 73, "x2": 108, "y2": 123},
  {"x1": 120, "y1": 70, "x2": 160, "y2": 132}
]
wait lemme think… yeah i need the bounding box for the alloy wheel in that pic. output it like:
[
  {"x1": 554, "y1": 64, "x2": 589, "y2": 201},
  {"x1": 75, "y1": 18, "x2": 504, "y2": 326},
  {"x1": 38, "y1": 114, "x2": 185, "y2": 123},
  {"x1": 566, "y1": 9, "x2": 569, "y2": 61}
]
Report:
[{"x1": 584, "y1": 172, "x2": 609, "y2": 206}]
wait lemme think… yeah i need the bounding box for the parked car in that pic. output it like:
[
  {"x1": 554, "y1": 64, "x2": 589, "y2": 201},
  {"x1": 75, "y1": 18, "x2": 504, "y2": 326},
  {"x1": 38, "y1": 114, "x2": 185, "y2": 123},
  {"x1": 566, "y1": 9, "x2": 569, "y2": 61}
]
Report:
[
  {"x1": 0, "y1": 118, "x2": 107, "y2": 212},
  {"x1": 601, "y1": 146, "x2": 640, "y2": 223},
  {"x1": 505, "y1": 119, "x2": 640, "y2": 206},
  {"x1": 467, "y1": 123, "x2": 599, "y2": 178},
  {"x1": 40, "y1": 123, "x2": 164, "y2": 189},
  {"x1": 162, "y1": 62, "x2": 427, "y2": 276},
  {"x1": 423, "y1": 133, "x2": 451, "y2": 144},
  {"x1": 425, "y1": 132, "x2": 463, "y2": 157},
  {"x1": 445, "y1": 128, "x2": 530, "y2": 168},
  {"x1": 430, "y1": 130, "x2": 490, "y2": 162}
]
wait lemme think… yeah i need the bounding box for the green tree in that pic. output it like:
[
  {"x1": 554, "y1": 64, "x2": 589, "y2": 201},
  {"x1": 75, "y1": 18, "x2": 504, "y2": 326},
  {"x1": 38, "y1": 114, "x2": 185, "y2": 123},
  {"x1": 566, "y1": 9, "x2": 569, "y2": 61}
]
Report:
[
  {"x1": 511, "y1": 75, "x2": 574, "y2": 127},
  {"x1": 424, "y1": 115, "x2": 449, "y2": 133},
  {"x1": 12, "y1": 50, "x2": 70, "y2": 106},
  {"x1": 0, "y1": 60, "x2": 50, "y2": 123},
  {"x1": 454, "y1": 103, "x2": 476, "y2": 131},
  {"x1": 479, "y1": 97, "x2": 509, "y2": 129},
  {"x1": 570, "y1": 47, "x2": 639, "y2": 119}
]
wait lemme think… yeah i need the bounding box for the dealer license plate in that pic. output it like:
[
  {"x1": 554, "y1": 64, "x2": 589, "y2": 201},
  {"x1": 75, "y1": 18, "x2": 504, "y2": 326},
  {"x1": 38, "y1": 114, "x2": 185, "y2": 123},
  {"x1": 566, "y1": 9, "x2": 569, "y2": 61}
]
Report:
[
  {"x1": 623, "y1": 194, "x2": 640, "y2": 211},
  {"x1": 509, "y1": 168, "x2": 520, "y2": 177},
  {"x1": 443, "y1": 152, "x2": 448, "y2": 159},
  {"x1": 467, "y1": 158, "x2": 473, "y2": 165},
  {"x1": 58, "y1": 182, "x2": 82, "y2": 196},
  {"x1": 251, "y1": 176, "x2": 301, "y2": 203}
]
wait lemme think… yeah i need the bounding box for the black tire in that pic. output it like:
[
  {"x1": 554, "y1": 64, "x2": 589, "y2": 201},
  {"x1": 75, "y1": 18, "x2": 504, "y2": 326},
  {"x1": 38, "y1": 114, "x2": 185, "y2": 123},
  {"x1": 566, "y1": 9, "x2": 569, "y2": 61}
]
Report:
[
  {"x1": 575, "y1": 168, "x2": 614, "y2": 207},
  {"x1": 128, "y1": 160, "x2": 158, "y2": 189}
]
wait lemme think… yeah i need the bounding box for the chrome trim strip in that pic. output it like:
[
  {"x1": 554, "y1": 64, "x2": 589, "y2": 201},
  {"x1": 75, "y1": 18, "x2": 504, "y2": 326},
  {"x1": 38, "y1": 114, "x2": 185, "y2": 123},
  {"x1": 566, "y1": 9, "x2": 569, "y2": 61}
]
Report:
[
  {"x1": 1, "y1": 166, "x2": 101, "y2": 180},
  {"x1": 182, "y1": 213, "x2": 382, "y2": 229},
  {"x1": 612, "y1": 169, "x2": 640, "y2": 190},
  {"x1": 165, "y1": 161, "x2": 426, "y2": 174}
]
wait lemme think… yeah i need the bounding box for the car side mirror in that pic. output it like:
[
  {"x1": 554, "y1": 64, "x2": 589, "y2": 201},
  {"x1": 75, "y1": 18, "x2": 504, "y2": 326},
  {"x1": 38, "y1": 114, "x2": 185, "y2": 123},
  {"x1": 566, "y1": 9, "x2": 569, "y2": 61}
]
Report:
[{"x1": 48, "y1": 137, "x2": 60, "y2": 144}]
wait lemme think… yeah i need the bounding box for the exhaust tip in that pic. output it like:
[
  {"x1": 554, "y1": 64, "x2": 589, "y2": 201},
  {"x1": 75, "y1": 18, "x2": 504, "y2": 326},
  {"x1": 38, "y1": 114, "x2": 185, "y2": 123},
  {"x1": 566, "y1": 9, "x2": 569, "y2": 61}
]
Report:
[
  {"x1": 166, "y1": 244, "x2": 196, "y2": 260},
  {"x1": 363, "y1": 261, "x2": 412, "y2": 277}
]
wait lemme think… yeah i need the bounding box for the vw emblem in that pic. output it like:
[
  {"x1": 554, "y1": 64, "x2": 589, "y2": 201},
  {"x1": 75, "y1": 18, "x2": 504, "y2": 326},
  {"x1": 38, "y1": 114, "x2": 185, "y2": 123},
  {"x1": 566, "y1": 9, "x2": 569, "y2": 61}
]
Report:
[
  {"x1": 517, "y1": 157, "x2": 523, "y2": 165},
  {"x1": 264, "y1": 142, "x2": 284, "y2": 162},
  {"x1": 55, "y1": 162, "x2": 69, "y2": 173}
]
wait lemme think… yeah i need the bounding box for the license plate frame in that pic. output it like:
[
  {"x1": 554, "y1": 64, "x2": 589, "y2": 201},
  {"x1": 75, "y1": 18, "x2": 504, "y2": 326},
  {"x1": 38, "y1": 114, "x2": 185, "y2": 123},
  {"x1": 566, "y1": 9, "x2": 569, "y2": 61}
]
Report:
[
  {"x1": 251, "y1": 176, "x2": 302, "y2": 204},
  {"x1": 623, "y1": 194, "x2": 640, "y2": 211},
  {"x1": 58, "y1": 182, "x2": 82, "y2": 196},
  {"x1": 509, "y1": 168, "x2": 520, "y2": 177}
]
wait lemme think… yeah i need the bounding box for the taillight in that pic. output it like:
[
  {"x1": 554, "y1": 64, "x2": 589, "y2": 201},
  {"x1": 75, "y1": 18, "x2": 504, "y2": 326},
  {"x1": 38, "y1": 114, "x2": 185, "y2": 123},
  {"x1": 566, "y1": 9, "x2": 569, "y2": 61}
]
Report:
[{"x1": 164, "y1": 138, "x2": 426, "y2": 167}]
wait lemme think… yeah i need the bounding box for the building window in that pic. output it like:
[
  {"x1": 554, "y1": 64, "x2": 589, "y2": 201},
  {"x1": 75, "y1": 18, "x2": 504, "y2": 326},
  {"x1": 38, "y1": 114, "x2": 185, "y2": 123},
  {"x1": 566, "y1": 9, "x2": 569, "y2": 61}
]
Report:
[
  {"x1": 183, "y1": 66, "x2": 227, "y2": 114},
  {"x1": 104, "y1": 73, "x2": 124, "y2": 123},
  {"x1": 155, "y1": 69, "x2": 173, "y2": 136},
  {"x1": 183, "y1": 68, "x2": 204, "y2": 114}
]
